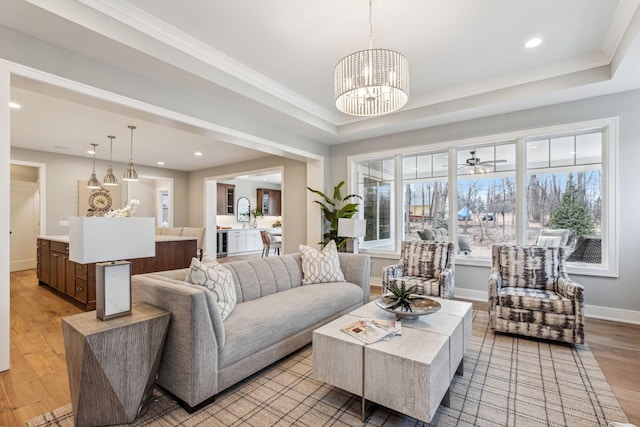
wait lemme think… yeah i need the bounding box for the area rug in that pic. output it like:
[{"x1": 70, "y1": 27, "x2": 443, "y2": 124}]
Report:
[{"x1": 28, "y1": 311, "x2": 629, "y2": 427}]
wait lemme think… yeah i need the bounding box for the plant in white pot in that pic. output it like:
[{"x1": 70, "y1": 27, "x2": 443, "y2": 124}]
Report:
[{"x1": 307, "y1": 181, "x2": 362, "y2": 249}]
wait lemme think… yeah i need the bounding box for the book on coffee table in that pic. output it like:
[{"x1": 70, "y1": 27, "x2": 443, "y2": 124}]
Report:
[{"x1": 341, "y1": 319, "x2": 402, "y2": 344}]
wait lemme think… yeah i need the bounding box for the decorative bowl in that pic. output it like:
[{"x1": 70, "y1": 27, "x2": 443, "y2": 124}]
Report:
[{"x1": 375, "y1": 294, "x2": 441, "y2": 320}]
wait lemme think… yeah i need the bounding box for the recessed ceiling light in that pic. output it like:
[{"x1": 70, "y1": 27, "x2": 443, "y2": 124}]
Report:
[
  {"x1": 194, "y1": 151, "x2": 203, "y2": 156},
  {"x1": 157, "y1": 161, "x2": 165, "y2": 166},
  {"x1": 525, "y1": 38, "x2": 542, "y2": 49},
  {"x1": 9, "y1": 102, "x2": 21, "y2": 109}
]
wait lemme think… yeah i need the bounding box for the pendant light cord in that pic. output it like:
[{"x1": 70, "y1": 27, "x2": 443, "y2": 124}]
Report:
[
  {"x1": 128, "y1": 125, "x2": 136, "y2": 161},
  {"x1": 368, "y1": 0, "x2": 373, "y2": 50}
]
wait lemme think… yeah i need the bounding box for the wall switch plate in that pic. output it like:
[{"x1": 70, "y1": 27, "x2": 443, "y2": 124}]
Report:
[{"x1": 59, "y1": 220, "x2": 69, "y2": 227}]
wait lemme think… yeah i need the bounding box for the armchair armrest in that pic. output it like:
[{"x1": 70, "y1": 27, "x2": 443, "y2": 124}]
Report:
[
  {"x1": 556, "y1": 276, "x2": 584, "y2": 300},
  {"x1": 556, "y1": 275, "x2": 585, "y2": 344},
  {"x1": 488, "y1": 271, "x2": 502, "y2": 329},
  {"x1": 438, "y1": 267, "x2": 455, "y2": 299},
  {"x1": 382, "y1": 264, "x2": 403, "y2": 294}
]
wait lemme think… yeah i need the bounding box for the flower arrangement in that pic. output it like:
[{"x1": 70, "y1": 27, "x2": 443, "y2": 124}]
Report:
[{"x1": 105, "y1": 199, "x2": 140, "y2": 217}]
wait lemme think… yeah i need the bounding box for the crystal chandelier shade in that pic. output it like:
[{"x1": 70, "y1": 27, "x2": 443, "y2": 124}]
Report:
[
  {"x1": 334, "y1": 0, "x2": 409, "y2": 116},
  {"x1": 334, "y1": 48, "x2": 409, "y2": 116}
]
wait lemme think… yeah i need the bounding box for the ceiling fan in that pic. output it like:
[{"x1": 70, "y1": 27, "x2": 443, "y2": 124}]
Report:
[{"x1": 460, "y1": 150, "x2": 507, "y2": 168}]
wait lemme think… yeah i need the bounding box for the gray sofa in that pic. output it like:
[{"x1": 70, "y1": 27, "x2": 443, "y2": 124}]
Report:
[{"x1": 132, "y1": 252, "x2": 370, "y2": 412}]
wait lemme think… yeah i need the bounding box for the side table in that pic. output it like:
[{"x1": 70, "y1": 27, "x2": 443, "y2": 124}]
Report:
[{"x1": 62, "y1": 302, "x2": 171, "y2": 427}]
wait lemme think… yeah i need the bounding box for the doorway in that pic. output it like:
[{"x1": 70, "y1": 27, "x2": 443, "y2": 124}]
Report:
[{"x1": 10, "y1": 163, "x2": 45, "y2": 272}]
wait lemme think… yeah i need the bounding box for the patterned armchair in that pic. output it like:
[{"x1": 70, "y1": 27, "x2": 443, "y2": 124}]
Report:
[
  {"x1": 489, "y1": 244, "x2": 584, "y2": 344},
  {"x1": 382, "y1": 241, "x2": 455, "y2": 299}
]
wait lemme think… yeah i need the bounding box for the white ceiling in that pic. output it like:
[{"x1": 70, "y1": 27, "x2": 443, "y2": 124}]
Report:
[{"x1": 3, "y1": 0, "x2": 640, "y2": 171}]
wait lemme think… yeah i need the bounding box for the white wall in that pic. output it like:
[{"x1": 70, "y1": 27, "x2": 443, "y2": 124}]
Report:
[
  {"x1": 1, "y1": 63, "x2": 10, "y2": 371},
  {"x1": 10, "y1": 148, "x2": 190, "y2": 234},
  {"x1": 330, "y1": 89, "x2": 640, "y2": 317}
]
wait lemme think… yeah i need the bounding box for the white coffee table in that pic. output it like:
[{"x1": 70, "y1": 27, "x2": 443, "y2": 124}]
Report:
[{"x1": 312, "y1": 298, "x2": 472, "y2": 423}]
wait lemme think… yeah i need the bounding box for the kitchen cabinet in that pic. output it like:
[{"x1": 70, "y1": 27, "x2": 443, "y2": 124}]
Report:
[
  {"x1": 246, "y1": 230, "x2": 262, "y2": 252},
  {"x1": 226, "y1": 229, "x2": 274, "y2": 254},
  {"x1": 256, "y1": 188, "x2": 281, "y2": 216},
  {"x1": 228, "y1": 230, "x2": 247, "y2": 253},
  {"x1": 217, "y1": 183, "x2": 235, "y2": 215},
  {"x1": 37, "y1": 237, "x2": 196, "y2": 311}
]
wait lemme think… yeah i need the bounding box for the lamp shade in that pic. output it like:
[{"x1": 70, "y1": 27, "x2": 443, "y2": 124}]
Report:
[
  {"x1": 69, "y1": 217, "x2": 155, "y2": 263},
  {"x1": 338, "y1": 218, "x2": 366, "y2": 238}
]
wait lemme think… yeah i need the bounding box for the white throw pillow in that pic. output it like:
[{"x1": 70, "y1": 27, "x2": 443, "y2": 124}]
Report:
[
  {"x1": 186, "y1": 257, "x2": 236, "y2": 320},
  {"x1": 536, "y1": 235, "x2": 562, "y2": 247},
  {"x1": 299, "y1": 240, "x2": 345, "y2": 285}
]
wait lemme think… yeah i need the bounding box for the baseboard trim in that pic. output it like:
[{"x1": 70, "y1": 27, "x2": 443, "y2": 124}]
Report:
[
  {"x1": 453, "y1": 288, "x2": 640, "y2": 325},
  {"x1": 370, "y1": 279, "x2": 640, "y2": 325},
  {"x1": 584, "y1": 305, "x2": 640, "y2": 325}
]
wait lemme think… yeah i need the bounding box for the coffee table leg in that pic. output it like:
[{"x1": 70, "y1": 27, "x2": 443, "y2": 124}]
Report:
[{"x1": 441, "y1": 387, "x2": 451, "y2": 408}]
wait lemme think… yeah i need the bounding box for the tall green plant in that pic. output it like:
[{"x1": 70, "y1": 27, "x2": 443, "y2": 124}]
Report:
[
  {"x1": 307, "y1": 181, "x2": 362, "y2": 248},
  {"x1": 549, "y1": 179, "x2": 595, "y2": 243}
]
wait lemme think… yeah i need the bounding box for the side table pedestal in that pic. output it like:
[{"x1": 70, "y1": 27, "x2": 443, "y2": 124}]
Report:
[{"x1": 62, "y1": 303, "x2": 170, "y2": 427}]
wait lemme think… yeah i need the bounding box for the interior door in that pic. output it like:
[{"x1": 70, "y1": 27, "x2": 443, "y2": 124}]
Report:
[{"x1": 10, "y1": 181, "x2": 40, "y2": 272}]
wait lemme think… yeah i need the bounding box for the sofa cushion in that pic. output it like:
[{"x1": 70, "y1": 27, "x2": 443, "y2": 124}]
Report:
[
  {"x1": 497, "y1": 287, "x2": 574, "y2": 315},
  {"x1": 186, "y1": 257, "x2": 237, "y2": 320},
  {"x1": 219, "y1": 281, "x2": 363, "y2": 368},
  {"x1": 401, "y1": 241, "x2": 447, "y2": 278},
  {"x1": 497, "y1": 245, "x2": 559, "y2": 290},
  {"x1": 299, "y1": 240, "x2": 345, "y2": 285},
  {"x1": 388, "y1": 276, "x2": 440, "y2": 297}
]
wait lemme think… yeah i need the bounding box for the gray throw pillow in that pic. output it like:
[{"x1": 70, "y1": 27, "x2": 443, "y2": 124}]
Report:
[
  {"x1": 423, "y1": 228, "x2": 436, "y2": 240},
  {"x1": 458, "y1": 235, "x2": 472, "y2": 253}
]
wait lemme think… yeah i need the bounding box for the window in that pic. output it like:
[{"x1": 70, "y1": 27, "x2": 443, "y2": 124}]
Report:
[
  {"x1": 356, "y1": 158, "x2": 395, "y2": 250},
  {"x1": 347, "y1": 118, "x2": 617, "y2": 276},
  {"x1": 526, "y1": 132, "x2": 603, "y2": 264},
  {"x1": 456, "y1": 143, "x2": 516, "y2": 257},
  {"x1": 402, "y1": 152, "x2": 448, "y2": 241}
]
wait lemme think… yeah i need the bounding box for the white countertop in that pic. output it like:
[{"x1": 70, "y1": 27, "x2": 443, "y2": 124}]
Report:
[{"x1": 39, "y1": 235, "x2": 196, "y2": 243}]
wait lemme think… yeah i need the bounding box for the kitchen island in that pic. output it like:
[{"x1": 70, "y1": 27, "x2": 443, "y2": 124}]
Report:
[{"x1": 37, "y1": 235, "x2": 196, "y2": 311}]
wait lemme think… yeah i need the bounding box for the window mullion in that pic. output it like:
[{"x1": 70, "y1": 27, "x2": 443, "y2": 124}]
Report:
[
  {"x1": 515, "y1": 137, "x2": 528, "y2": 244},
  {"x1": 448, "y1": 146, "x2": 458, "y2": 244}
]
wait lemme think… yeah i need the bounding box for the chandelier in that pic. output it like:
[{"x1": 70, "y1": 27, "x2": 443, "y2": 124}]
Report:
[{"x1": 334, "y1": 0, "x2": 409, "y2": 116}]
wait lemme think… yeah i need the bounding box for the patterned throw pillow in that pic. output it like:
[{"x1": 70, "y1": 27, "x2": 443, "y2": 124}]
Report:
[
  {"x1": 536, "y1": 235, "x2": 562, "y2": 247},
  {"x1": 299, "y1": 240, "x2": 345, "y2": 285},
  {"x1": 186, "y1": 257, "x2": 236, "y2": 320}
]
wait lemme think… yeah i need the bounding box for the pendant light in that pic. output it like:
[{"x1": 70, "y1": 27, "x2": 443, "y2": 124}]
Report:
[
  {"x1": 102, "y1": 135, "x2": 118, "y2": 186},
  {"x1": 87, "y1": 143, "x2": 101, "y2": 189},
  {"x1": 122, "y1": 125, "x2": 138, "y2": 182},
  {"x1": 334, "y1": 0, "x2": 409, "y2": 116}
]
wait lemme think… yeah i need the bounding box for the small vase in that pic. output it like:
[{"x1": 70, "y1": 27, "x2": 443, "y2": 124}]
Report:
[{"x1": 252, "y1": 218, "x2": 258, "y2": 228}]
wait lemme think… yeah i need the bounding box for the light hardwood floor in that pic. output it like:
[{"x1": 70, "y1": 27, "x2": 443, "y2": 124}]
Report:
[{"x1": 1, "y1": 270, "x2": 639, "y2": 426}]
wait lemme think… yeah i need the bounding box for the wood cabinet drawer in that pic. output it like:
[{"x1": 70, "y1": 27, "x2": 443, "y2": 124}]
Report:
[
  {"x1": 75, "y1": 263, "x2": 88, "y2": 279},
  {"x1": 73, "y1": 279, "x2": 88, "y2": 303},
  {"x1": 50, "y1": 241, "x2": 68, "y2": 253}
]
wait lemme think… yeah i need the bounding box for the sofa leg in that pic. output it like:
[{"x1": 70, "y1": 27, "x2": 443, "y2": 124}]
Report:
[{"x1": 177, "y1": 394, "x2": 217, "y2": 414}]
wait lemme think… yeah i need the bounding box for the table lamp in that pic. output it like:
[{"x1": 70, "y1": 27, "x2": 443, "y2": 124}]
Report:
[
  {"x1": 338, "y1": 218, "x2": 366, "y2": 254},
  {"x1": 69, "y1": 217, "x2": 155, "y2": 320}
]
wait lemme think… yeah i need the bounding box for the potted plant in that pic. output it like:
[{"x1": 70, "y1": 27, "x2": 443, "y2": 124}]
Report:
[{"x1": 307, "y1": 181, "x2": 362, "y2": 249}]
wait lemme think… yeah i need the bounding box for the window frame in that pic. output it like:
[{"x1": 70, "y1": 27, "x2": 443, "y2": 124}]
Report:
[{"x1": 347, "y1": 117, "x2": 619, "y2": 277}]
